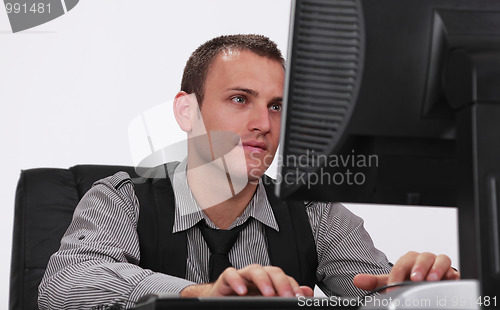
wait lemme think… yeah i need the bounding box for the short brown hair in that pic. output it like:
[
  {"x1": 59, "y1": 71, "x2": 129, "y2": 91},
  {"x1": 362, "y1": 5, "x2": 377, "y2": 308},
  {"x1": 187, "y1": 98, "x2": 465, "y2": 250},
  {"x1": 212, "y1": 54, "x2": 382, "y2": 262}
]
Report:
[{"x1": 181, "y1": 34, "x2": 285, "y2": 106}]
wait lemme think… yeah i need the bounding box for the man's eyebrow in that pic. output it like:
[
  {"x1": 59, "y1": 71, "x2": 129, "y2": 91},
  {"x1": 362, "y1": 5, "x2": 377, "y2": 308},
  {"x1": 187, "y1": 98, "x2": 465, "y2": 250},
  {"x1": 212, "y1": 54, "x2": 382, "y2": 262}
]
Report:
[
  {"x1": 227, "y1": 88, "x2": 259, "y2": 97},
  {"x1": 227, "y1": 88, "x2": 282, "y2": 102}
]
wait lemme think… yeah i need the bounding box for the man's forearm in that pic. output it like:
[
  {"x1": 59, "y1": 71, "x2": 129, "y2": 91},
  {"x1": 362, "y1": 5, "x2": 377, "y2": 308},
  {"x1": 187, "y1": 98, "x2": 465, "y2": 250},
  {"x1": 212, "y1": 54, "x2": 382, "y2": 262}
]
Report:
[
  {"x1": 179, "y1": 283, "x2": 214, "y2": 297},
  {"x1": 38, "y1": 176, "x2": 195, "y2": 309},
  {"x1": 39, "y1": 260, "x2": 195, "y2": 309}
]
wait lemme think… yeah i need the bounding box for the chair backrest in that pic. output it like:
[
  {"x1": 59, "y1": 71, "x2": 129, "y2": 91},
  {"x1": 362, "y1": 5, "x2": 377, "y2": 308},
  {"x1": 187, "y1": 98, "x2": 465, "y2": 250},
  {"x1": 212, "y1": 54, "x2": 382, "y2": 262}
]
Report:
[{"x1": 9, "y1": 165, "x2": 138, "y2": 310}]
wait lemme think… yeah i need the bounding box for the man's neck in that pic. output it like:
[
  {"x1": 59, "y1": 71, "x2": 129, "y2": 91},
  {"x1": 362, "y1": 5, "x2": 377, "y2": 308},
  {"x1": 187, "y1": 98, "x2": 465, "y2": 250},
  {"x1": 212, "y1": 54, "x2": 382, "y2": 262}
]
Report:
[
  {"x1": 200, "y1": 182, "x2": 258, "y2": 229},
  {"x1": 186, "y1": 161, "x2": 259, "y2": 229}
]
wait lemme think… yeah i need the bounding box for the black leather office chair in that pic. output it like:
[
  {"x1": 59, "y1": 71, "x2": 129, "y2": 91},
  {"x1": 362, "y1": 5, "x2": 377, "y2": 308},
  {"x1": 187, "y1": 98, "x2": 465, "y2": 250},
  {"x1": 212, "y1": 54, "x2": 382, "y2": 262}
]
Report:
[{"x1": 9, "y1": 165, "x2": 138, "y2": 310}]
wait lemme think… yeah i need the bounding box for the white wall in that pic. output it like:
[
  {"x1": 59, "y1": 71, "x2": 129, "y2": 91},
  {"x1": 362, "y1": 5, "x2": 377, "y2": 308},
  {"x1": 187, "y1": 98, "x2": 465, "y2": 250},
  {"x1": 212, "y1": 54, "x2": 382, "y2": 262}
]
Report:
[{"x1": 0, "y1": 0, "x2": 458, "y2": 306}]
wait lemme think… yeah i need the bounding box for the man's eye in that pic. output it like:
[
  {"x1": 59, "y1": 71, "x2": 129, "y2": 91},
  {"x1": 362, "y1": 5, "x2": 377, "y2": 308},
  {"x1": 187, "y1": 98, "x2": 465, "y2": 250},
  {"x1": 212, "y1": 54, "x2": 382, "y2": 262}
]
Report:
[
  {"x1": 232, "y1": 96, "x2": 246, "y2": 104},
  {"x1": 269, "y1": 103, "x2": 282, "y2": 112}
]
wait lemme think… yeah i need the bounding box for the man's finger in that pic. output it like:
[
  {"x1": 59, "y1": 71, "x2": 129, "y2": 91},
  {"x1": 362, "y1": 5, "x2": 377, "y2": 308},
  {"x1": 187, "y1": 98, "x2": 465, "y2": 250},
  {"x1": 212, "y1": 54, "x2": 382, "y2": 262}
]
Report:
[
  {"x1": 285, "y1": 275, "x2": 303, "y2": 297},
  {"x1": 425, "y1": 254, "x2": 451, "y2": 281},
  {"x1": 263, "y1": 267, "x2": 295, "y2": 297},
  {"x1": 410, "y1": 252, "x2": 437, "y2": 281},
  {"x1": 388, "y1": 251, "x2": 419, "y2": 284},
  {"x1": 445, "y1": 267, "x2": 460, "y2": 280},
  {"x1": 299, "y1": 285, "x2": 314, "y2": 297},
  {"x1": 217, "y1": 267, "x2": 247, "y2": 296},
  {"x1": 239, "y1": 264, "x2": 276, "y2": 296},
  {"x1": 353, "y1": 273, "x2": 389, "y2": 291}
]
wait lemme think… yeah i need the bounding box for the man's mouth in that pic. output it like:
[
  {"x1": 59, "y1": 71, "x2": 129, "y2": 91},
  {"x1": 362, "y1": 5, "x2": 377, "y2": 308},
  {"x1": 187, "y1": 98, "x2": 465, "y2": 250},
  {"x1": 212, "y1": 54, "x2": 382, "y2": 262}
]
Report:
[{"x1": 242, "y1": 141, "x2": 267, "y2": 153}]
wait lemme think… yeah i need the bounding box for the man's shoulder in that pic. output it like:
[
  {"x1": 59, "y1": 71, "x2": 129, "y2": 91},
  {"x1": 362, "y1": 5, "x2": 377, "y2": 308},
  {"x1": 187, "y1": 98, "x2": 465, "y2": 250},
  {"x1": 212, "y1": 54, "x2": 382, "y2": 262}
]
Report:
[
  {"x1": 92, "y1": 162, "x2": 181, "y2": 192},
  {"x1": 92, "y1": 171, "x2": 134, "y2": 191},
  {"x1": 305, "y1": 201, "x2": 350, "y2": 214},
  {"x1": 304, "y1": 201, "x2": 362, "y2": 229}
]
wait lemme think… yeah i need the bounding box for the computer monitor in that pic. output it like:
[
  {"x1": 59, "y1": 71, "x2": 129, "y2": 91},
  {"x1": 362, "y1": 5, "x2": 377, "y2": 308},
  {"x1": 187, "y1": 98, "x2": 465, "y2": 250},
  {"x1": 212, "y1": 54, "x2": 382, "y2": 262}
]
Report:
[{"x1": 276, "y1": 0, "x2": 500, "y2": 299}]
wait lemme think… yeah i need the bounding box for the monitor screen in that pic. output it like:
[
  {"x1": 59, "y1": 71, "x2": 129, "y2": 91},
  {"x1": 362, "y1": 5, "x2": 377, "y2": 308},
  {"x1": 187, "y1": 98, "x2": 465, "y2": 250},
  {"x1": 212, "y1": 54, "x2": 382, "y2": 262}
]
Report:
[{"x1": 276, "y1": 0, "x2": 500, "y2": 299}]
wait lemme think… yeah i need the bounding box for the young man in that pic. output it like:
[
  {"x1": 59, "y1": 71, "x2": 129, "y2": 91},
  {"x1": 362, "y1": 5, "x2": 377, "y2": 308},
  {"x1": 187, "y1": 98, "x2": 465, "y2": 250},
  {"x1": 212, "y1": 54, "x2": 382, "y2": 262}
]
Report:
[{"x1": 38, "y1": 35, "x2": 459, "y2": 309}]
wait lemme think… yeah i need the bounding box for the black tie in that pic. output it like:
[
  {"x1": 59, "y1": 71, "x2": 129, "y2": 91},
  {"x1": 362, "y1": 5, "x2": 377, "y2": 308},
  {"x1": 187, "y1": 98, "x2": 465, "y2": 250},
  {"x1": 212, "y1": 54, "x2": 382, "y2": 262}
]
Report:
[{"x1": 197, "y1": 220, "x2": 248, "y2": 282}]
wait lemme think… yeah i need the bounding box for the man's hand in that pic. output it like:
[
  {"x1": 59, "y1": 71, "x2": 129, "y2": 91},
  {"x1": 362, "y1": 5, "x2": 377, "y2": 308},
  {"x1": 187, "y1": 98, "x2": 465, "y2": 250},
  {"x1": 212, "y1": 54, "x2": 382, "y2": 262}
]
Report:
[
  {"x1": 180, "y1": 264, "x2": 314, "y2": 297},
  {"x1": 353, "y1": 251, "x2": 460, "y2": 292}
]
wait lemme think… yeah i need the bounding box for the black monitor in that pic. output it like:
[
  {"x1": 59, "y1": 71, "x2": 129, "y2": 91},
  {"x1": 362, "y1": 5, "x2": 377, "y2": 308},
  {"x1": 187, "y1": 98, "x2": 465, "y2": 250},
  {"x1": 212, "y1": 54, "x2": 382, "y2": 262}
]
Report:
[{"x1": 276, "y1": 0, "x2": 500, "y2": 299}]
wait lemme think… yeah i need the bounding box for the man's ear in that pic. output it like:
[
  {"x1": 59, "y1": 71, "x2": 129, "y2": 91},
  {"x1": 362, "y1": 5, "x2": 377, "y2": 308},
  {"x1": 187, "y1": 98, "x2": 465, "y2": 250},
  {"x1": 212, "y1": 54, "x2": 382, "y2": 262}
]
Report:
[{"x1": 173, "y1": 91, "x2": 193, "y2": 132}]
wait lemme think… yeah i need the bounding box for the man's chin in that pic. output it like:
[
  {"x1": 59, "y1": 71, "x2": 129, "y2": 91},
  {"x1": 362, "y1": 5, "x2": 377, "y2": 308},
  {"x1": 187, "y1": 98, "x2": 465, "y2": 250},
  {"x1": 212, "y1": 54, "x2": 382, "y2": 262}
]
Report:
[{"x1": 247, "y1": 166, "x2": 268, "y2": 182}]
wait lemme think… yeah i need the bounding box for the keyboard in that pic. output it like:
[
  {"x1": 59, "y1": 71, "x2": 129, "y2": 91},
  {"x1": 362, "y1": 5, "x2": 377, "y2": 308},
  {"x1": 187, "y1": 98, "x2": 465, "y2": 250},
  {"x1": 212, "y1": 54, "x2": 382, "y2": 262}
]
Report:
[{"x1": 133, "y1": 295, "x2": 359, "y2": 310}]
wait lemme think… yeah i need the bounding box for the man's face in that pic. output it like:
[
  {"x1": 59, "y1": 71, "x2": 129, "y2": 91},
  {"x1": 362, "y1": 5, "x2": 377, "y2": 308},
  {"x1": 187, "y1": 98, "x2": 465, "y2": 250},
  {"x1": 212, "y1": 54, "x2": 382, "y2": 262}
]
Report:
[{"x1": 196, "y1": 49, "x2": 284, "y2": 182}]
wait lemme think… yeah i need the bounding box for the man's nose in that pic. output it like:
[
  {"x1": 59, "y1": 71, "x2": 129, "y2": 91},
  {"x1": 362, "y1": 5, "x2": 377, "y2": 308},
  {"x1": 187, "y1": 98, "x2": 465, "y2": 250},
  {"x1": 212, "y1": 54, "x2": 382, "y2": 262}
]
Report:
[{"x1": 248, "y1": 104, "x2": 271, "y2": 133}]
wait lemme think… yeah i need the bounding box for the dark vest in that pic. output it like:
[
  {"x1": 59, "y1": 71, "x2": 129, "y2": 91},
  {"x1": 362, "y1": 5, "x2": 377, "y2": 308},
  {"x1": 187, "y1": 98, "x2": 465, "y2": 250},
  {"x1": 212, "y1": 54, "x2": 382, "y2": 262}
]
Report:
[{"x1": 134, "y1": 172, "x2": 318, "y2": 288}]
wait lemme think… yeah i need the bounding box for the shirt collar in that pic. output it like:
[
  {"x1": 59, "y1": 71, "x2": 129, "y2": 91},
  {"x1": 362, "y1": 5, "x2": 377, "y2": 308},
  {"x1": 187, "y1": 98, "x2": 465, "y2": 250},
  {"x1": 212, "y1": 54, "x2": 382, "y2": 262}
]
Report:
[{"x1": 171, "y1": 159, "x2": 279, "y2": 232}]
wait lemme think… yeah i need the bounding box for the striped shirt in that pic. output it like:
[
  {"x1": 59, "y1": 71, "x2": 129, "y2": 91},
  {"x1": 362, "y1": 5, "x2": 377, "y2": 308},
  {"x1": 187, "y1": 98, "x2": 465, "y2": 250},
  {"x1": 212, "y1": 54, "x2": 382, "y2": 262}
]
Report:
[{"x1": 38, "y1": 161, "x2": 391, "y2": 309}]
